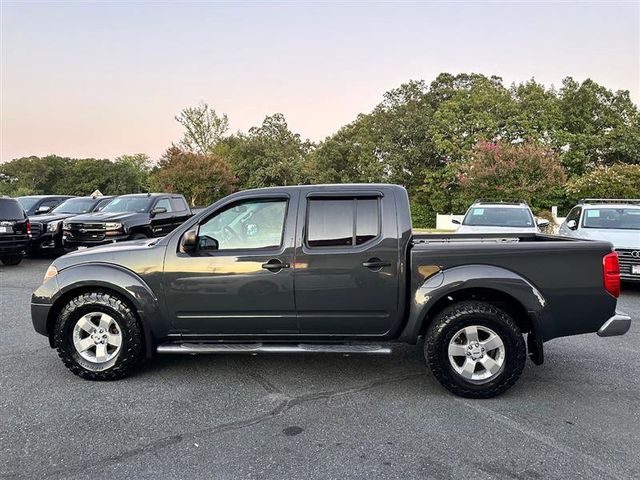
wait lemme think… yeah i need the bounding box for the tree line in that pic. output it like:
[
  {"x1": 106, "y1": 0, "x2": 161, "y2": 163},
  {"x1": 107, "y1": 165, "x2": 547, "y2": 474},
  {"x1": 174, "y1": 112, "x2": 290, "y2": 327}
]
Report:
[{"x1": 2, "y1": 72, "x2": 639, "y2": 227}]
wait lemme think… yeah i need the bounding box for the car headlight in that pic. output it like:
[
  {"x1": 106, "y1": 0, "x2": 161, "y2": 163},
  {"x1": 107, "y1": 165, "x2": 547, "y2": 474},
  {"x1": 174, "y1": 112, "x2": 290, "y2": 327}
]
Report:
[
  {"x1": 43, "y1": 265, "x2": 58, "y2": 282},
  {"x1": 47, "y1": 221, "x2": 62, "y2": 232},
  {"x1": 104, "y1": 222, "x2": 123, "y2": 230},
  {"x1": 62, "y1": 221, "x2": 70, "y2": 230}
]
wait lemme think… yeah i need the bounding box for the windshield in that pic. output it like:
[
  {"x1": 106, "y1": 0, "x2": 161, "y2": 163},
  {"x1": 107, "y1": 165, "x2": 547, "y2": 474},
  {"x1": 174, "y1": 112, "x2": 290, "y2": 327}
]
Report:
[
  {"x1": 0, "y1": 199, "x2": 25, "y2": 219},
  {"x1": 17, "y1": 197, "x2": 40, "y2": 211},
  {"x1": 463, "y1": 207, "x2": 534, "y2": 227},
  {"x1": 101, "y1": 196, "x2": 152, "y2": 213},
  {"x1": 52, "y1": 198, "x2": 99, "y2": 214},
  {"x1": 582, "y1": 208, "x2": 640, "y2": 230}
]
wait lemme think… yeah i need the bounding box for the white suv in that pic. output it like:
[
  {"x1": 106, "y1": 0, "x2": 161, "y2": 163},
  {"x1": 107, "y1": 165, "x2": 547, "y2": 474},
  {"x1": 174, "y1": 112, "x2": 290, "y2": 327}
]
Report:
[
  {"x1": 454, "y1": 201, "x2": 548, "y2": 234},
  {"x1": 558, "y1": 199, "x2": 640, "y2": 282}
]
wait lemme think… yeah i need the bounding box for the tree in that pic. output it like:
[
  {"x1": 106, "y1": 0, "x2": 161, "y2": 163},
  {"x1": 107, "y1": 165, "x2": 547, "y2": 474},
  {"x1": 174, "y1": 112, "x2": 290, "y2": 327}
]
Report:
[
  {"x1": 225, "y1": 114, "x2": 314, "y2": 189},
  {"x1": 565, "y1": 164, "x2": 640, "y2": 200},
  {"x1": 175, "y1": 103, "x2": 229, "y2": 154},
  {"x1": 150, "y1": 147, "x2": 236, "y2": 206},
  {"x1": 110, "y1": 154, "x2": 152, "y2": 193},
  {"x1": 459, "y1": 141, "x2": 567, "y2": 210}
]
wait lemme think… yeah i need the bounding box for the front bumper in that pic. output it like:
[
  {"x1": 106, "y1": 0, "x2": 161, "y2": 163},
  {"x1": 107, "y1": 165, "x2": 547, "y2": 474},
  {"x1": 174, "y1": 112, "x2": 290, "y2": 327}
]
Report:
[
  {"x1": 597, "y1": 313, "x2": 632, "y2": 337},
  {"x1": 30, "y1": 231, "x2": 63, "y2": 251}
]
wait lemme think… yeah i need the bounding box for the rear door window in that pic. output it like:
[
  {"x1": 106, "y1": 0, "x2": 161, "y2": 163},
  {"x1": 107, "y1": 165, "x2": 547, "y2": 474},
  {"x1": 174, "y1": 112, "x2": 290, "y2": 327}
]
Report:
[{"x1": 306, "y1": 197, "x2": 380, "y2": 248}]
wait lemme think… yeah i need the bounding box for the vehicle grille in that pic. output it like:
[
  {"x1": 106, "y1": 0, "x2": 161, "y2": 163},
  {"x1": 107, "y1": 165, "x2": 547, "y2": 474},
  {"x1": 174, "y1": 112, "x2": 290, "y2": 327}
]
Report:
[
  {"x1": 30, "y1": 222, "x2": 43, "y2": 238},
  {"x1": 65, "y1": 222, "x2": 107, "y2": 242},
  {"x1": 616, "y1": 249, "x2": 640, "y2": 277}
]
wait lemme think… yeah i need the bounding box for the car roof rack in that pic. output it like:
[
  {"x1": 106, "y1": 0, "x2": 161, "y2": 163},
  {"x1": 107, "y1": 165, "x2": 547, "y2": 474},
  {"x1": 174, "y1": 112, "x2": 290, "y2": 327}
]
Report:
[
  {"x1": 473, "y1": 199, "x2": 528, "y2": 206},
  {"x1": 579, "y1": 198, "x2": 640, "y2": 205}
]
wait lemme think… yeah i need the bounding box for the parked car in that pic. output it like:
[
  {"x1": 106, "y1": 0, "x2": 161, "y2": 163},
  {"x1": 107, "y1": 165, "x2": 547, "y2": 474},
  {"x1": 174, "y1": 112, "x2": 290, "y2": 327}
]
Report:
[
  {"x1": 31, "y1": 184, "x2": 631, "y2": 398},
  {"x1": 453, "y1": 201, "x2": 549, "y2": 233},
  {"x1": 559, "y1": 199, "x2": 640, "y2": 282},
  {"x1": 0, "y1": 197, "x2": 30, "y2": 266},
  {"x1": 28, "y1": 196, "x2": 115, "y2": 255},
  {"x1": 17, "y1": 195, "x2": 73, "y2": 216},
  {"x1": 62, "y1": 193, "x2": 192, "y2": 249}
]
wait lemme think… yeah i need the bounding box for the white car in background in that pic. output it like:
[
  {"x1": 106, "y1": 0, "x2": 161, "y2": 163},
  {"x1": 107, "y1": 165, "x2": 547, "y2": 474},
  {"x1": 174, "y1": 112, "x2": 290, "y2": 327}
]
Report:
[
  {"x1": 558, "y1": 199, "x2": 640, "y2": 282},
  {"x1": 453, "y1": 201, "x2": 549, "y2": 234}
]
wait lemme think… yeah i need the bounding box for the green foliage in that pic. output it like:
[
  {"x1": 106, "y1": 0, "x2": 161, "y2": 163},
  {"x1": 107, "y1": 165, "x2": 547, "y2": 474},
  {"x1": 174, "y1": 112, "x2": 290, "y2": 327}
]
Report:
[
  {"x1": 224, "y1": 114, "x2": 314, "y2": 189},
  {"x1": 150, "y1": 147, "x2": 236, "y2": 206},
  {"x1": 0, "y1": 154, "x2": 151, "y2": 196},
  {"x1": 459, "y1": 141, "x2": 567, "y2": 210},
  {"x1": 175, "y1": 103, "x2": 229, "y2": 154},
  {"x1": 565, "y1": 164, "x2": 640, "y2": 200}
]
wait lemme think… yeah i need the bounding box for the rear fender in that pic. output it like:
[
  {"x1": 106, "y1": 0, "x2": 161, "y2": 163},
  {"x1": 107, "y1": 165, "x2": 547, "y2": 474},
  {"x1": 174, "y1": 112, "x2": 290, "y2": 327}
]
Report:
[{"x1": 399, "y1": 265, "x2": 550, "y2": 363}]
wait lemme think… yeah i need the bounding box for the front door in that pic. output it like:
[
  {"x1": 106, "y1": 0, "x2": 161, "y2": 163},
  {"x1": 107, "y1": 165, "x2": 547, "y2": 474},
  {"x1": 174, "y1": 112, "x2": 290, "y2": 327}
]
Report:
[
  {"x1": 163, "y1": 193, "x2": 297, "y2": 336},
  {"x1": 294, "y1": 191, "x2": 401, "y2": 336}
]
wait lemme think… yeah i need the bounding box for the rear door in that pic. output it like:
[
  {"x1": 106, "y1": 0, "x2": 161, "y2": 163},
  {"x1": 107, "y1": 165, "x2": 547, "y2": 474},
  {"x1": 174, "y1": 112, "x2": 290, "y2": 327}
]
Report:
[{"x1": 294, "y1": 188, "x2": 401, "y2": 336}]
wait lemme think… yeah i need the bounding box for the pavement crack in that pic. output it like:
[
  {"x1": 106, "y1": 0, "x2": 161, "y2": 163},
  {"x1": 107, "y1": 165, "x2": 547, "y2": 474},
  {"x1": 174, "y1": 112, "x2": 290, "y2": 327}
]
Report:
[{"x1": 38, "y1": 372, "x2": 425, "y2": 479}]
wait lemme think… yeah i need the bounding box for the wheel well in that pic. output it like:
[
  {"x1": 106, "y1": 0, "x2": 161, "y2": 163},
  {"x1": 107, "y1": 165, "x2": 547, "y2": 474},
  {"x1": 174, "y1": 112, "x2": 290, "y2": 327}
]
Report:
[
  {"x1": 46, "y1": 286, "x2": 147, "y2": 352},
  {"x1": 419, "y1": 288, "x2": 533, "y2": 336},
  {"x1": 129, "y1": 225, "x2": 153, "y2": 237}
]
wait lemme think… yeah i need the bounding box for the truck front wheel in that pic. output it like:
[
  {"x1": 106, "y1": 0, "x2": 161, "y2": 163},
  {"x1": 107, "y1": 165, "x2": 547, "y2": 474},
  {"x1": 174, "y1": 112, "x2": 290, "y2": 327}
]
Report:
[
  {"x1": 424, "y1": 301, "x2": 526, "y2": 398},
  {"x1": 53, "y1": 291, "x2": 144, "y2": 380}
]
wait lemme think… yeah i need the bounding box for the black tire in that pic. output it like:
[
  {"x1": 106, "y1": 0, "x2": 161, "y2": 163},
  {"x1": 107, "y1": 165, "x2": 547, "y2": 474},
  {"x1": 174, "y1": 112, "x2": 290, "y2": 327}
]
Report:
[
  {"x1": 53, "y1": 291, "x2": 144, "y2": 380},
  {"x1": 130, "y1": 233, "x2": 149, "y2": 240},
  {"x1": 1, "y1": 255, "x2": 23, "y2": 266},
  {"x1": 424, "y1": 301, "x2": 526, "y2": 399}
]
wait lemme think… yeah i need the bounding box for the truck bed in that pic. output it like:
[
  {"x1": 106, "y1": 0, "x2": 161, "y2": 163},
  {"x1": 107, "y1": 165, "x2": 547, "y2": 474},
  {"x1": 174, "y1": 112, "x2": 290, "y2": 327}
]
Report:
[{"x1": 408, "y1": 231, "x2": 616, "y2": 341}]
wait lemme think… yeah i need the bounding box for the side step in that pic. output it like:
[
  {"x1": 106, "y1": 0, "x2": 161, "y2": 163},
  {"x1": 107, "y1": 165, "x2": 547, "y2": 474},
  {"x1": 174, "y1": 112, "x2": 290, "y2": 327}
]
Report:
[{"x1": 156, "y1": 343, "x2": 392, "y2": 355}]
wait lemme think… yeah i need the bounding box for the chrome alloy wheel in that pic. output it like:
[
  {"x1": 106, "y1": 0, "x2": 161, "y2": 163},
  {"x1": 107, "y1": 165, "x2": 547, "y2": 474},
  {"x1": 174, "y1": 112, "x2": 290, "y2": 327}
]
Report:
[
  {"x1": 448, "y1": 325, "x2": 506, "y2": 384},
  {"x1": 72, "y1": 312, "x2": 122, "y2": 364}
]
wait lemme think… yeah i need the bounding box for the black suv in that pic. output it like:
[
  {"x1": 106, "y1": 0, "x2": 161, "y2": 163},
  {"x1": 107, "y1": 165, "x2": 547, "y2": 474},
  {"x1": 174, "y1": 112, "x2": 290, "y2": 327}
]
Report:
[
  {"x1": 63, "y1": 193, "x2": 192, "y2": 249},
  {"x1": 17, "y1": 195, "x2": 73, "y2": 216},
  {"x1": 29, "y1": 196, "x2": 115, "y2": 254},
  {"x1": 0, "y1": 197, "x2": 30, "y2": 266}
]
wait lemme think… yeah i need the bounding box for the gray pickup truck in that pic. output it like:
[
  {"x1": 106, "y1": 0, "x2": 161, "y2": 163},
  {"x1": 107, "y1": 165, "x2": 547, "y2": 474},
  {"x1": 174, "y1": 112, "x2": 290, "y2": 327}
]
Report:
[{"x1": 31, "y1": 184, "x2": 631, "y2": 398}]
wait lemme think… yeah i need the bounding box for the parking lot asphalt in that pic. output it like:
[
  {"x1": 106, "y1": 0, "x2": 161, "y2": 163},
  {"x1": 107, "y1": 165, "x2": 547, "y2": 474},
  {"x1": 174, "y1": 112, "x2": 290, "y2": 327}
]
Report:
[{"x1": 1, "y1": 258, "x2": 639, "y2": 480}]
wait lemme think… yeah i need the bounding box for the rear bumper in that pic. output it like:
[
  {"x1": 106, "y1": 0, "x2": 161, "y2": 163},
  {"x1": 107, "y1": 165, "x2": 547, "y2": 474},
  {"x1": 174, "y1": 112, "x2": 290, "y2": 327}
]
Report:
[{"x1": 597, "y1": 312, "x2": 632, "y2": 337}]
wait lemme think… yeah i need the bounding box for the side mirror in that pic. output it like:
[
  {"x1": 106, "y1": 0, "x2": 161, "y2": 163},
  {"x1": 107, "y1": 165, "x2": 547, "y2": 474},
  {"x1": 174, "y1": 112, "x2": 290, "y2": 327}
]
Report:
[
  {"x1": 198, "y1": 235, "x2": 219, "y2": 251},
  {"x1": 150, "y1": 207, "x2": 167, "y2": 217},
  {"x1": 451, "y1": 219, "x2": 461, "y2": 225},
  {"x1": 566, "y1": 220, "x2": 578, "y2": 230},
  {"x1": 536, "y1": 219, "x2": 550, "y2": 227},
  {"x1": 180, "y1": 229, "x2": 198, "y2": 253},
  {"x1": 36, "y1": 205, "x2": 51, "y2": 214}
]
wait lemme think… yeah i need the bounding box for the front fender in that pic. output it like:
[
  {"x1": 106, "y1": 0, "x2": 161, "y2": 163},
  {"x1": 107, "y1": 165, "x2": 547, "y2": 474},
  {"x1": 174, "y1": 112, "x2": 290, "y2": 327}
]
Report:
[
  {"x1": 399, "y1": 265, "x2": 551, "y2": 348},
  {"x1": 34, "y1": 263, "x2": 166, "y2": 356}
]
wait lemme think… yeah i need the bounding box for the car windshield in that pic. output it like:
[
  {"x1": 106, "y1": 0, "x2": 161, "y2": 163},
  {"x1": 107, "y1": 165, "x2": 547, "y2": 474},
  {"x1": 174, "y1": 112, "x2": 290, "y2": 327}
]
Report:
[
  {"x1": 463, "y1": 207, "x2": 534, "y2": 227},
  {"x1": 582, "y1": 208, "x2": 640, "y2": 230},
  {"x1": 52, "y1": 198, "x2": 99, "y2": 214},
  {"x1": 0, "y1": 199, "x2": 25, "y2": 219},
  {"x1": 17, "y1": 196, "x2": 40, "y2": 211},
  {"x1": 101, "y1": 196, "x2": 152, "y2": 213}
]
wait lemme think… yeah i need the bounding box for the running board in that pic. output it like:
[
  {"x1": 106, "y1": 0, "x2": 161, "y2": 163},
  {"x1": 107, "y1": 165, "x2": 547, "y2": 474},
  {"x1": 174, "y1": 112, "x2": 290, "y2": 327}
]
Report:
[{"x1": 156, "y1": 343, "x2": 392, "y2": 355}]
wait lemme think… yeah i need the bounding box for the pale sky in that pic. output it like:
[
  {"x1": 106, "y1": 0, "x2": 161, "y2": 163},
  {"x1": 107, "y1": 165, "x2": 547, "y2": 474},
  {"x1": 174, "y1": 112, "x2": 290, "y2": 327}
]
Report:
[{"x1": 1, "y1": 0, "x2": 639, "y2": 162}]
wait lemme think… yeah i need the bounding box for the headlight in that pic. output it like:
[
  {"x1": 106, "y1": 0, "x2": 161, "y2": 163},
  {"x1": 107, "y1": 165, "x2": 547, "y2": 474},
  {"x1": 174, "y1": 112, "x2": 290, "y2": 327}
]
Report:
[
  {"x1": 62, "y1": 221, "x2": 70, "y2": 230},
  {"x1": 104, "y1": 222, "x2": 123, "y2": 230},
  {"x1": 47, "y1": 221, "x2": 62, "y2": 232},
  {"x1": 43, "y1": 265, "x2": 58, "y2": 282}
]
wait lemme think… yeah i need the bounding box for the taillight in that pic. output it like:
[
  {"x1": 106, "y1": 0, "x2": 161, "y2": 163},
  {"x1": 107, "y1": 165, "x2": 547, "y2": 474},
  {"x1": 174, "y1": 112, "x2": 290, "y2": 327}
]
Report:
[
  {"x1": 26, "y1": 220, "x2": 31, "y2": 236},
  {"x1": 603, "y1": 251, "x2": 620, "y2": 298}
]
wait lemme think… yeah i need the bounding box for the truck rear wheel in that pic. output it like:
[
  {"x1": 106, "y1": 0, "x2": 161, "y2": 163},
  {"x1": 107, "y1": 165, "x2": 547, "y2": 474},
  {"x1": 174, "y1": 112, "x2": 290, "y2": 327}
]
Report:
[
  {"x1": 424, "y1": 301, "x2": 526, "y2": 398},
  {"x1": 53, "y1": 291, "x2": 143, "y2": 380}
]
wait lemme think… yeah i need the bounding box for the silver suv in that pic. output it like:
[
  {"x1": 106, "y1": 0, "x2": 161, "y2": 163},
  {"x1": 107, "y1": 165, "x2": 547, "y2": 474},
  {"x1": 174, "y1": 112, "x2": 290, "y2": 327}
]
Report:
[
  {"x1": 453, "y1": 201, "x2": 549, "y2": 234},
  {"x1": 558, "y1": 199, "x2": 640, "y2": 282}
]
